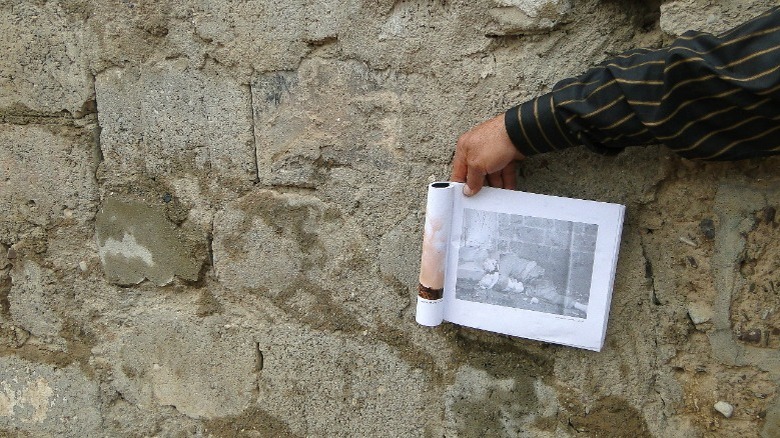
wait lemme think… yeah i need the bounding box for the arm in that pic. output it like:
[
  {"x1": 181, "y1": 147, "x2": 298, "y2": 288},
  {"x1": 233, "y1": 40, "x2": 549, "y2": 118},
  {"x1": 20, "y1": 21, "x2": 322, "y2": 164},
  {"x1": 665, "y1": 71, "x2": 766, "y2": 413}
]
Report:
[
  {"x1": 510, "y1": 6, "x2": 780, "y2": 161},
  {"x1": 454, "y1": 7, "x2": 780, "y2": 195}
]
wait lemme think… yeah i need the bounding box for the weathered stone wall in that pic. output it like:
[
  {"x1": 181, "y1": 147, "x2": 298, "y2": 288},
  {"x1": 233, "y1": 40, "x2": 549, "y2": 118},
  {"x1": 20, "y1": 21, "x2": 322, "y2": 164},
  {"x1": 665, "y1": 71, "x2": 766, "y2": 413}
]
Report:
[{"x1": 1, "y1": 0, "x2": 779, "y2": 436}]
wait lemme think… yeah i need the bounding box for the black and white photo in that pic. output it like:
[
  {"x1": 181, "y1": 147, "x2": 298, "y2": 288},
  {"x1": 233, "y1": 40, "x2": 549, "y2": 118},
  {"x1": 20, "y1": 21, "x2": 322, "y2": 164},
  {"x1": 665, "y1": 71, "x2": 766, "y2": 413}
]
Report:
[{"x1": 455, "y1": 209, "x2": 597, "y2": 318}]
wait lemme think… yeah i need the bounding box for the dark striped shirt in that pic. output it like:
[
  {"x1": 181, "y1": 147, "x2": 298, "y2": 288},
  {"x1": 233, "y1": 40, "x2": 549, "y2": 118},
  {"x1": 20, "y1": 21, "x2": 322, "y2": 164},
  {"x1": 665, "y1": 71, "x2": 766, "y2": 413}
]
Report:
[{"x1": 505, "y1": 7, "x2": 780, "y2": 161}]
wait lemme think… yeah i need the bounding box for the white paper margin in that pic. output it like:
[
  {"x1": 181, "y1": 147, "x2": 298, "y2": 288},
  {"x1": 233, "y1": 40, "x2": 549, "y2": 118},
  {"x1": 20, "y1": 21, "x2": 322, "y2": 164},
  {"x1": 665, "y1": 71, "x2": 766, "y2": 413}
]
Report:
[
  {"x1": 442, "y1": 185, "x2": 625, "y2": 351},
  {"x1": 415, "y1": 182, "x2": 456, "y2": 326}
]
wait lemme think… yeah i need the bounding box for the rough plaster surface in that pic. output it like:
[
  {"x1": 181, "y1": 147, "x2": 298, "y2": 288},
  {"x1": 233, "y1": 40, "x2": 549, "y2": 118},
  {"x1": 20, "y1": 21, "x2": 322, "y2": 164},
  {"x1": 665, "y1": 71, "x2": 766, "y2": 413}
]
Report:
[
  {"x1": 0, "y1": 123, "x2": 98, "y2": 232},
  {"x1": 95, "y1": 60, "x2": 256, "y2": 191},
  {"x1": 0, "y1": 357, "x2": 101, "y2": 437},
  {"x1": 0, "y1": 2, "x2": 94, "y2": 115},
  {"x1": 1, "y1": 0, "x2": 780, "y2": 436},
  {"x1": 95, "y1": 196, "x2": 207, "y2": 286},
  {"x1": 97, "y1": 308, "x2": 258, "y2": 419},
  {"x1": 659, "y1": 0, "x2": 779, "y2": 36}
]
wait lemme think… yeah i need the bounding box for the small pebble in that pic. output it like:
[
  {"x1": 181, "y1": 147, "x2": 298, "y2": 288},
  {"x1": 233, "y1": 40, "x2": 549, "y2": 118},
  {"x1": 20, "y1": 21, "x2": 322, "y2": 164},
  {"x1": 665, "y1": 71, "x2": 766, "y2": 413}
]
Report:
[
  {"x1": 6, "y1": 248, "x2": 16, "y2": 259},
  {"x1": 78, "y1": 261, "x2": 88, "y2": 272},
  {"x1": 761, "y1": 206, "x2": 776, "y2": 223},
  {"x1": 738, "y1": 329, "x2": 762, "y2": 344},
  {"x1": 530, "y1": 297, "x2": 539, "y2": 305},
  {"x1": 699, "y1": 219, "x2": 716, "y2": 240},
  {"x1": 687, "y1": 302, "x2": 714, "y2": 325},
  {"x1": 714, "y1": 401, "x2": 734, "y2": 418}
]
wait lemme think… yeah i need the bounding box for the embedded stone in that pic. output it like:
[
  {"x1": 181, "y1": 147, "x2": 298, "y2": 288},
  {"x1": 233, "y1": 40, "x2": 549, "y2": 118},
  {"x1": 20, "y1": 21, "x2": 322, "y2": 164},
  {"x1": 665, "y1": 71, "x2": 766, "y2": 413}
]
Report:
[
  {"x1": 0, "y1": 357, "x2": 101, "y2": 436},
  {"x1": 687, "y1": 301, "x2": 714, "y2": 325},
  {"x1": 486, "y1": 0, "x2": 571, "y2": 35},
  {"x1": 95, "y1": 196, "x2": 206, "y2": 286},
  {"x1": 714, "y1": 401, "x2": 734, "y2": 418},
  {"x1": 0, "y1": 3, "x2": 93, "y2": 114},
  {"x1": 100, "y1": 310, "x2": 257, "y2": 419},
  {"x1": 95, "y1": 61, "x2": 256, "y2": 189}
]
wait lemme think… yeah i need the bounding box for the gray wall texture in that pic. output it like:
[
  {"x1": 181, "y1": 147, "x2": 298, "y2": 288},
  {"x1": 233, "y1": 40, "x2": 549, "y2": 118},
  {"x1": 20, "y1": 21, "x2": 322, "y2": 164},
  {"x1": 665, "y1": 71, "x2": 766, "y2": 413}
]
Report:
[{"x1": 1, "y1": 0, "x2": 780, "y2": 436}]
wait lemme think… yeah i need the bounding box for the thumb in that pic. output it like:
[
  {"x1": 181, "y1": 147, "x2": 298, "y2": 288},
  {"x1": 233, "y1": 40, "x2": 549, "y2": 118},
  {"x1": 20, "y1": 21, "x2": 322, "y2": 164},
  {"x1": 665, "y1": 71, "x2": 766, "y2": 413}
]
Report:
[{"x1": 464, "y1": 165, "x2": 485, "y2": 196}]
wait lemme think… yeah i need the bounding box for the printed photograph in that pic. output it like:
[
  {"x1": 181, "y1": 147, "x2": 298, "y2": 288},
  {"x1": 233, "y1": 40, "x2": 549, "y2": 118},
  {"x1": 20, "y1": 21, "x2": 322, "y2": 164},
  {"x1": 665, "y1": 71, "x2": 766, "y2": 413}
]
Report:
[{"x1": 455, "y1": 208, "x2": 598, "y2": 319}]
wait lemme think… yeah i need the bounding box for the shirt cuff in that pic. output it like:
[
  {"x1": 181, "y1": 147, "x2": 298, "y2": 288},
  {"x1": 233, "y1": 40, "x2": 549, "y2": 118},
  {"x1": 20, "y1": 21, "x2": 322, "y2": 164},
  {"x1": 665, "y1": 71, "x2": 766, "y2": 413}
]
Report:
[{"x1": 504, "y1": 93, "x2": 580, "y2": 157}]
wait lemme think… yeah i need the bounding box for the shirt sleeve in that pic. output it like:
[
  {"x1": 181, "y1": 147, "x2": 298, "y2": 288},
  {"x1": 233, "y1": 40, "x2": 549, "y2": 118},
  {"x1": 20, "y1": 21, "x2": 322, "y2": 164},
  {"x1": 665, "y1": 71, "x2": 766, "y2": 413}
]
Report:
[{"x1": 505, "y1": 6, "x2": 780, "y2": 161}]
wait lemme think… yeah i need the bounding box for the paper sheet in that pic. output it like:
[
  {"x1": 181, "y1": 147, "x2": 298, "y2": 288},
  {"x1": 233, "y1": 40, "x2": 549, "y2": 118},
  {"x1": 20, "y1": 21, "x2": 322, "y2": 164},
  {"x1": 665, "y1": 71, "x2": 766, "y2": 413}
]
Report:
[{"x1": 416, "y1": 182, "x2": 625, "y2": 351}]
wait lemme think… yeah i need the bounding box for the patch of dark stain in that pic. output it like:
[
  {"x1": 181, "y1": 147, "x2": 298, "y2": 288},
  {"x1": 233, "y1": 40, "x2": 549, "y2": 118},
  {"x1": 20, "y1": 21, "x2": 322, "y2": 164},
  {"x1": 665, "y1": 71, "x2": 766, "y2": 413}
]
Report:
[
  {"x1": 256, "y1": 72, "x2": 297, "y2": 107},
  {"x1": 121, "y1": 364, "x2": 140, "y2": 379},
  {"x1": 183, "y1": 248, "x2": 212, "y2": 289},
  {"x1": 738, "y1": 328, "x2": 762, "y2": 344},
  {"x1": 0, "y1": 428, "x2": 34, "y2": 438},
  {"x1": 449, "y1": 327, "x2": 554, "y2": 381},
  {"x1": 565, "y1": 395, "x2": 651, "y2": 437},
  {"x1": 532, "y1": 414, "x2": 559, "y2": 433},
  {"x1": 306, "y1": 35, "x2": 338, "y2": 47},
  {"x1": 699, "y1": 218, "x2": 716, "y2": 240},
  {"x1": 74, "y1": 97, "x2": 97, "y2": 119},
  {"x1": 196, "y1": 290, "x2": 223, "y2": 317},
  {"x1": 203, "y1": 406, "x2": 300, "y2": 438},
  {"x1": 164, "y1": 195, "x2": 189, "y2": 225},
  {"x1": 374, "y1": 321, "x2": 442, "y2": 381},
  {"x1": 238, "y1": 191, "x2": 344, "y2": 273},
  {"x1": 0, "y1": 323, "x2": 30, "y2": 349},
  {"x1": 760, "y1": 206, "x2": 776, "y2": 224},
  {"x1": 273, "y1": 277, "x2": 362, "y2": 333},
  {"x1": 380, "y1": 274, "x2": 412, "y2": 314},
  {"x1": 0, "y1": 320, "x2": 95, "y2": 377},
  {"x1": 59, "y1": 319, "x2": 98, "y2": 378},
  {"x1": 0, "y1": 103, "x2": 74, "y2": 125},
  {"x1": 144, "y1": 24, "x2": 168, "y2": 37},
  {"x1": 0, "y1": 273, "x2": 11, "y2": 318}
]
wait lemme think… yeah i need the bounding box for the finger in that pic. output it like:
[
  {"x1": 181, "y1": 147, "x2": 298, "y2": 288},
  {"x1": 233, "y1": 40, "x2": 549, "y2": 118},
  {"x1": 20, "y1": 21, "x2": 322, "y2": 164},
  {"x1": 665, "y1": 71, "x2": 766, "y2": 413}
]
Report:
[
  {"x1": 464, "y1": 165, "x2": 485, "y2": 196},
  {"x1": 487, "y1": 171, "x2": 502, "y2": 188},
  {"x1": 450, "y1": 145, "x2": 467, "y2": 183},
  {"x1": 502, "y1": 161, "x2": 517, "y2": 190}
]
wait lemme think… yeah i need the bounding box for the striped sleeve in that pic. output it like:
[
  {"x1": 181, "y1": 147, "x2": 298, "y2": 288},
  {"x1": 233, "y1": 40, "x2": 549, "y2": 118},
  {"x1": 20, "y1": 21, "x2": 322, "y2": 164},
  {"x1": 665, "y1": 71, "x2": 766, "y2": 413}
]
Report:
[{"x1": 505, "y1": 6, "x2": 780, "y2": 161}]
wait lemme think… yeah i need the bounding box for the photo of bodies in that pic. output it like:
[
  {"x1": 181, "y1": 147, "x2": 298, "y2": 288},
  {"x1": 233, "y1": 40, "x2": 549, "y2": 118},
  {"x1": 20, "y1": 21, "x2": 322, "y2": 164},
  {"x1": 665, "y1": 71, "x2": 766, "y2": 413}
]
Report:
[{"x1": 455, "y1": 209, "x2": 598, "y2": 319}]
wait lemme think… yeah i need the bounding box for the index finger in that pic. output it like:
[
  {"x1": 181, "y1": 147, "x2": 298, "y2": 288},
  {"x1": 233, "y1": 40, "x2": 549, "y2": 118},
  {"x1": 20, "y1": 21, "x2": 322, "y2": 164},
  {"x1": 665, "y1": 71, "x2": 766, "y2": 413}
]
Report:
[{"x1": 450, "y1": 145, "x2": 467, "y2": 183}]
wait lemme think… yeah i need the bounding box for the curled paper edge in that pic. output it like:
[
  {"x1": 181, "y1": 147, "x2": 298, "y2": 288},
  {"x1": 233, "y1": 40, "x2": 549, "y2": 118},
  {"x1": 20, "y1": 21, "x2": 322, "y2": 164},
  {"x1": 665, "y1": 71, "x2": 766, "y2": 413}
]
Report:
[{"x1": 416, "y1": 182, "x2": 455, "y2": 326}]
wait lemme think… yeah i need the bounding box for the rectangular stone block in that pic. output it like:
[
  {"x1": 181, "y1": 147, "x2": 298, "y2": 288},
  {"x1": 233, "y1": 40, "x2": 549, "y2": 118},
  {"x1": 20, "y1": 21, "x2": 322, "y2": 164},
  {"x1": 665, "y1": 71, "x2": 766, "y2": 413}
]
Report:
[
  {"x1": 0, "y1": 2, "x2": 93, "y2": 115},
  {"x1": 95, "y1": 196, "x2": 207, "y2": 286},
  {"x1": 0, "y1": 358, "x2": 101, "y2": 436},
  {"x1": 0, "y1": 123, "x2": 98, "y2": 231},
  {"x1": 100, "y1": 309, "x2": 257, "y2": 420},
  {"x1": 96, "y1": 60, "x2": 256, "y2": 189},
  {"x1": 251, "y1": 59, "x2": 402, "y2": 188}
]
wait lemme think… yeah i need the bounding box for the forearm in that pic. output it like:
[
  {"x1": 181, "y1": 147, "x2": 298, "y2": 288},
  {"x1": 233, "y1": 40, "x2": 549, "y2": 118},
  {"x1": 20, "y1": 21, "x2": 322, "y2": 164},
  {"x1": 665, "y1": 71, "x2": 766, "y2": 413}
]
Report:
[{"x1": 506, "y1": 7, "x2": 780, "y2": 160}]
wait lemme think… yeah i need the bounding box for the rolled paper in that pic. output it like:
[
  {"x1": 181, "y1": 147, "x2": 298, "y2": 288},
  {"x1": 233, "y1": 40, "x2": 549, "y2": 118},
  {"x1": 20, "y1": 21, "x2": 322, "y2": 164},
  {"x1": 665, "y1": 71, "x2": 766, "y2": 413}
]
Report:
[
  {"x1": 418, "y1": 284, "x2": 443, "y2": 301},
  {"x1": 416, "y1": 182, "x2": 455, "y2": 326}
]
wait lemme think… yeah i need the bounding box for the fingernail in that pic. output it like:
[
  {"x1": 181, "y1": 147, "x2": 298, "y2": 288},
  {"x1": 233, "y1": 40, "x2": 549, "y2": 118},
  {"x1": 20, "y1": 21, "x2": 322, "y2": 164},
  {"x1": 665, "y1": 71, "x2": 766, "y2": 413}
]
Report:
[{"x1": 463, "y1": 186, "x2": 474, "y2": 196}]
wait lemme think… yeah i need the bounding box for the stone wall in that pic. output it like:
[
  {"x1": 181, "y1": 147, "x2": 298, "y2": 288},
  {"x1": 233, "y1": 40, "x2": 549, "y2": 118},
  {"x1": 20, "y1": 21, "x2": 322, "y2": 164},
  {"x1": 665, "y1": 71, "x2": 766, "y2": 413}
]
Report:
[{"x1": 1, "y1": 0, "x2": 779, "y2": 436}]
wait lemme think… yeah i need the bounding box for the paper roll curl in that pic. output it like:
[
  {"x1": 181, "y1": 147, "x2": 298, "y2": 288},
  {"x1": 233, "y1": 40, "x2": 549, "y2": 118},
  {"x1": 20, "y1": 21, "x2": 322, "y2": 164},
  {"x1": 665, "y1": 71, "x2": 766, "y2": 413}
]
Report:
[{"x1": 416, "y1": 182, "x2": 455, "y2": 326}]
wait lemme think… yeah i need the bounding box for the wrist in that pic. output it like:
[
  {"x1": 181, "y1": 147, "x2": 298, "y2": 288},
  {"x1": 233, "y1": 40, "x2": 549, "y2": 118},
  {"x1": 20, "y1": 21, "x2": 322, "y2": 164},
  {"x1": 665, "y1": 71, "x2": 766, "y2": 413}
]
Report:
[
  {"x1": 504, "y1": 106, "x2": 531, "y2": 156},
  {"x1": 505, "y1": 95, "x2": 579, "y2": 157}
]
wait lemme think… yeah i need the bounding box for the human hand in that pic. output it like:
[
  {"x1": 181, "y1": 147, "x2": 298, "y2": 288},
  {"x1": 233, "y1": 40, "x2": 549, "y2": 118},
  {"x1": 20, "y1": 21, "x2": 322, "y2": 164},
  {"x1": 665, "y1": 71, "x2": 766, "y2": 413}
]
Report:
[{"x1": 450, "y1": 113, "x2": 524, "y2": 196}]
